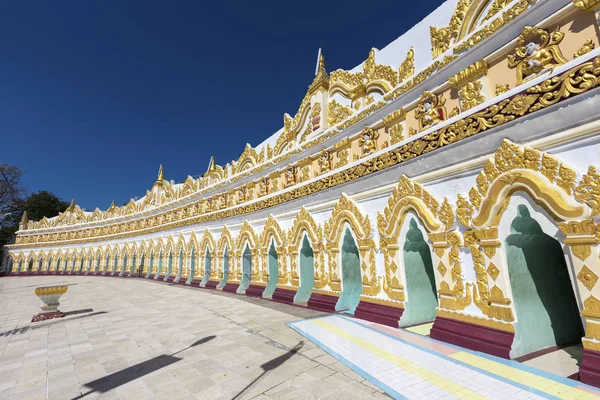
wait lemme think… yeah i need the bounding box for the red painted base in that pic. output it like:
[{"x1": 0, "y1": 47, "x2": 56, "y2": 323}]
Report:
[
  {"x1": 354, "y1": 301, "x2": 404, "y2": 328},
  {"x1": 245, "y1": 284, "x2": 265, "y2": 298},
  {"x1": 222, "y1": 283, "x2": 239, "y2": 293},
  {"x1": 204, "y1": 280, "x2": 219, "y2": 289},
  {"x1": 308, "y1": 293, "x2": 337, "y2": 313},
  {"x1": 31, "y1": 311, "x2": 64, "y2": 323},
  {"x1": 430, "y1": 316, "x2": 514, "y2": 359},
  {"x1": 579, "y1": 348, "x2": 600, "y2": 387},
  {"x1": 165, "y1": 276, "x2": 176, "y2": 283},
  {"x1": 272, "y1": 288, "x2": 296, "y2": 305}
]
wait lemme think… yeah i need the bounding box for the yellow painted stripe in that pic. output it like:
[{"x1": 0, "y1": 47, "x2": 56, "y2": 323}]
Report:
[
  {"x1": 313, "y1": 320, "x2": 485, "y2": 399},
  {"x1": 451, "y1": 352, "x2": 591, "y2": 400}
]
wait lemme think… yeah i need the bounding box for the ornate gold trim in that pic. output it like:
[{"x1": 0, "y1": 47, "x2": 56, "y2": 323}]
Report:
[{"x1": 449, "y1": 60, "x2": 488, "y2": 89}]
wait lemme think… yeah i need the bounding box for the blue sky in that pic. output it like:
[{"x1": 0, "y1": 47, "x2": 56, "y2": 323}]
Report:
[{"x1": 0, "y1": 0, "x2": 443, "y2": 211}]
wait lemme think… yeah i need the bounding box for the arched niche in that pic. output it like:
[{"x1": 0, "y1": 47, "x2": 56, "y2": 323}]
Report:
[
  {"x1": 198, "y1": 229, "x2": 216, "y2": 286},
  {"x1": 454, "y1": 139, "x2": 598, "y2": 359},
  {"x1": 377, "y1": 175, "x2": 455, "y2": 312},
  {"x1": 325, "y1": 194, "x2": 376, "y2": 300},
  {"x1": 294, "y1": 234, "x2": 315, "y2": 305},
  {"x1": 217, "y1": 226, "x2": 234, "y2": 289},
  {"x1": 288, "y1": 207, "x2": 324, "y2": 289},
  {"x1": 260, "y1": 215, "x2": 287, "y2": 292},
  {"x1": 235, "y1": 221, "x2": 258, "y2": 294}
]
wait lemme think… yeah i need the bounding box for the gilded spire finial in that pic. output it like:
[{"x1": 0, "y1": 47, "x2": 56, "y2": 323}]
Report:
[
  {"x1": 207, "y1": 157, "x2": 216, "y2": 173},
  {"x1": 67, "y1": 199, "x2": 76, "y2": 212},
  {"x1": 157, "y1": 164, "x2": 164, "y2": 181},
  {"x1": 308, "y1": 52, "x2": 329, "y2": 94},
  {"x1": 19, "y1": 211, "x2": 29, "y2": 230}
]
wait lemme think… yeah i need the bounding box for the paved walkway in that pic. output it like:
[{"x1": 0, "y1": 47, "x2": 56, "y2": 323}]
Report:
[
  {"x1": 289, "y1": 316, "x2": 600, "y2": 400},
  {"x1": 0, "y1": 276, "x2": 389, "y2": 400}
]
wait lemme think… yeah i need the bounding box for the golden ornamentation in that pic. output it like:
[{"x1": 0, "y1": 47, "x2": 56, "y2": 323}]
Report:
[
  {"x1": 459, "y1": 81, "x2": 485, "y2": 111},
  {"x1": 582, "y1": 295, "x2": 600, "y2": 319},
  {"x1": 414, "y1": 91, "x2": 447, "y2": 131},
  {"x1": 482, "y1": 0, "x2": 511, "y2": 22},
  {"x1": 574, "y1": 166, "x2": 600, "y2": 216},
  {"x1": 358, "y1": 126, "x2": 379, "y2": 156},
  {"x1": 437, "y1": 261, "x2": 447, "y2": 277},
  {"x1": 429, "y1": 0, "x2": 469, "y2": 58},
  {"x1": 572, "y1": 0, "x2": 600, "y2": 11},
  {"x1": 459, "y1": 139, "x2": 588, "y2": 228},
  {"x1": 310, "y1": 102, "x2": 322, "y2": 132},
  {"x1": 487, "y1": 262, "x2": 500, "y2": 281},
  {"x1": 285, "y1": 165, "x2": 297, "y2": 188},
  {"x1": 398, "y1": 47, "x2": 414, "y2": 83},
  {"x1": 388, "y1": 123, "x2": 404, "y2": 145},
  {"x1": 317, "y1": 150, "x2": 333, "y2": 174},
  {"x1": 501, "y1": 94, "x2": 539, "y2": 116},
  {"x1": 578, "y1": 265, "x2": 598, "y2": 291},
  {"x1": 383, "y1": 109, "x2": 406, "y2": 126},
  {"x1": 35, "y1": 286, "x2": 68, "y2": 296},
  {"x1": 572, "y1": 245, "x2": 592, "y2": 261},
  {"x1": 328, "y1": 100, "x2": 353, "y2": 127},
  {"x1": 495, "y1": 84, "x2": 510, "y2": 96},
  {"x1": 259, "y1": 215, "x2": 287, "y2": 284},
  {"x1": 449, "y1": 60, "x2": 488, "y2": 89},
  {"x1": 574, "y1": 39, "x2": 596, "y2": 59},
  {"x1": 454, "y1": 0, "x2": 536, "y2": 53},
  {"x1": 508, "y1": 26, "x2": 567, "y2": 85},
  {"x1": 12, "y1": 58, "x2": 600, "y2": 248}
]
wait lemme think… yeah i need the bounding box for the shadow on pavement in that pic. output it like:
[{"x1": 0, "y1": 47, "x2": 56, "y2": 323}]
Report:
[
  {"x1": 72, "y1": 335, "x2": 216, "y2": 399},
  {"x1": 232, "y1": 341, "x2": 304, "y2": 400}
]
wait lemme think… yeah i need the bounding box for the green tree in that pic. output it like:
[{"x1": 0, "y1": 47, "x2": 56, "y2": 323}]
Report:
[{"x1": 24, "y1": 191, "x2": 70, "y2": 221}]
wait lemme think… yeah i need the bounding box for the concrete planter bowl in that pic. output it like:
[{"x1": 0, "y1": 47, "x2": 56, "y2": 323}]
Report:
[{"x1": 31, "y1": 285, "x2": 68, "y2": 322}]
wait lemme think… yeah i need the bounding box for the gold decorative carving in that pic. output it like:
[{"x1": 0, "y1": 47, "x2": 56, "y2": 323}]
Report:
[
  {"x1": 450, "y1": 60, "x2": 488, "y2": 89},
  {"x1": 436, "y1": 309, "x2": 514, "y2": 332},
  {"x1": 573, "y1": 0, "x2": 600, "y2": 11},
  {"x1": 574, "y1": 39, "x2": 596, "y2": 59},
  {"x1": 288, "y1": 208, "x2": 323, "y2": 287},
  {"x1": 459, "y1": 139, "x2": 587, "y2": 228},
  {"x1": 578, "y1": 265, "x2": 598, "y2": 291},
  {"x1": 582, "y1": 295, "x2": 600, "y2": 319},
  {"x1": 429, "y1": 0, "x2": 469, "y2": 58},
  {"x1": 358, "y1": 126, "x2": 379, "y2": 156},
  {"x1": 398, "y1": 47, "x2": 414, "y2": 83},
  {"x1": 437, "y1": 261, "x2": 447, "y2": 277},
  {"x1": 13, "y1": 58, "x2": 600, "y2": 248},
  {"x1": 487, "y1": 262, "x2": 500, "y2": 281},
  {"x1": 388, "y1": 123, "x2": 404, "y2": 145},
  {"x1": 328, "y1": 100, "x2": 353, "y2": 126},
  {"x1": 508, "y1": 26, "x2": 567, "y2": 85},
  {"x1": 459, "y1": 81, "x2": 485, "y2": 111},
  {"x1": 414, "y1": 91, "x2": 447, "y2": 131},
  {"x1": 495, "y1": 84, "x2": 510, "y2": 96},
  {"x1": 574, "y1": 166, "x2": 600, "y2": 216}
]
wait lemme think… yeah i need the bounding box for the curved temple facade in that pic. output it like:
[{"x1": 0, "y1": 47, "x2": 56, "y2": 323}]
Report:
[{"x1": 6, "y1": 0, "x2": 600, "y2": 387}]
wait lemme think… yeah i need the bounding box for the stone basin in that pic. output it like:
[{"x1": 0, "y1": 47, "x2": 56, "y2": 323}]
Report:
[{"x1": 31, "y1": 285, "x2": 68, "y2": 322}]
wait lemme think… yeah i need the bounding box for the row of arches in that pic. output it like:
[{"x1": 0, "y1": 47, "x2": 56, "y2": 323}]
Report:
[{"x1": 7, "y1": 140, "x2": 600, "y2": 373}]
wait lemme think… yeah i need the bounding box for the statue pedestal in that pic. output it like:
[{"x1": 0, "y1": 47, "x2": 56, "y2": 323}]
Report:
[{"x1": 31, "y1": 286, "x2": 68, "y2": 322}]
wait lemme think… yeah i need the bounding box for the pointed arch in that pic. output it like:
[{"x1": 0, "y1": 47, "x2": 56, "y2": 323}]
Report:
[
  {"x1": 198, "y1": 229, "x2": 216, "y2": 254},
  {"x1": 175, "y1": 234, "x2": 186, "y2": 277},
  {"x1": 37, "y1": 250, "x2": 45, "y2": 273},
  {"x1": 324, "y1": 194, "x2": 375, "y2": 294},
  {"x1": 376, "y1": 175, "x2": 454, "y2": 306},
  {"x1": 288, "y1": 207, "x2": 323, "y2": 249},
  {"x1": 260, "y1": 215, "x2": 287, "y2": 285},
  {"x1": 456, "y1": 140, "x2": 591, "y2": 229},
  {"x1": 235, "y1": 221, "x2": 258, "y2": 253},
  {"x1": 288, "y1": 207, "x2": 324, "y2": 287},
  {"x1": 46, "y1": 250, "x2": 54, "y2": 272},
  {"x1": 217, "y1": 226, "x2": 234, "y2": 253}
]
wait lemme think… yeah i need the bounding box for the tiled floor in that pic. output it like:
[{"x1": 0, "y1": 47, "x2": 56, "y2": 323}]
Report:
[
  {"x1": 0, "y1": 276, "x2": 390, "y2": 400},
  {"x1": 289, "y1": 316, "x2": 600, "y2": 400}
]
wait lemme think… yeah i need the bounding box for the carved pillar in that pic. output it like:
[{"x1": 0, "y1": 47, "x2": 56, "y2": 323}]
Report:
[
  {"x1": 277, "y1": 246, "x2": 288, "y2": 285},
  {"x1": 250, "y1": 250, "x2": 261, "y2": 283},
  {"x1": 289, "y1": 249, "x2": 299, "y2": 287},
  {"x1": 326, "y1": 244, "x2": 341, "y2": 291},
  {"x1": 465, "y1": 229, "x2": 514, "y2": 323},
  {"x1": 358, "y1": 238, "x2": 380, "y2": 296},
  {"x1": 313, "y1": 243, "x2": 326, "y2": 289},
  {"x1": 260, "y1": 250, "x2": 269, "y2": 284},
  {"x1": 379, "y1": 237, "x2": 405, "y2": 303},
  {"x1": 559, "y1": 220, "x2": 600, "y2": 348}
]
